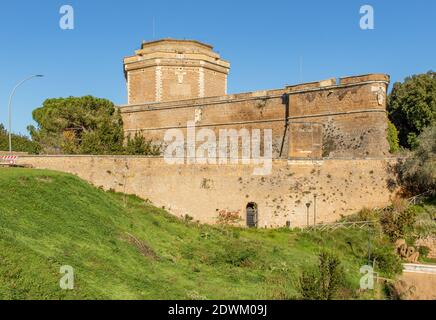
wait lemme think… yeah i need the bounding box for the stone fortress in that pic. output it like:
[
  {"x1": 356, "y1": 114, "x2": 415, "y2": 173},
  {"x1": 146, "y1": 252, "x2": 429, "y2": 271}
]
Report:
[
  {"x1": 120, "y1": 39, "x2": 390, "y2": 160},
  {"x1": 19, "y1": 38, "x2": 397, "y2": 228},
  {"x1": 124, "y1": 39, "x2": 230, "y2": 104}
]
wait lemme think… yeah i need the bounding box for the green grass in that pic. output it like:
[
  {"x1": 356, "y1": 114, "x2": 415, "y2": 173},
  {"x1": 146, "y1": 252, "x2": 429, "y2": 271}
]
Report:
[
  {"x1": 413, "y1": 199, "x2": 436, "y2": 238},
  {"x1": 0, "y1": 168, "x2": 397, "y2": 300}
]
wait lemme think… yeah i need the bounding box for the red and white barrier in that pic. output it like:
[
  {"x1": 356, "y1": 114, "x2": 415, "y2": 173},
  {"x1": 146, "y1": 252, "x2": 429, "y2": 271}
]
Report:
[{"x1": 0, "y1": 155, "x2": 18, "y2": 165}]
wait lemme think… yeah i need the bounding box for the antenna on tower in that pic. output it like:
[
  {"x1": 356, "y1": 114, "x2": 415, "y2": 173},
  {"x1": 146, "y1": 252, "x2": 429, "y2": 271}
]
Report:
[{"x1": 299, "y1": 56, "x2": 303, "y2": 83}]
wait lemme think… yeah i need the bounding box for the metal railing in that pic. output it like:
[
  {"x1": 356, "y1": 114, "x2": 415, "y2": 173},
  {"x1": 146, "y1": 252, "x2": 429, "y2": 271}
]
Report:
[
  {"x1": 407, "y1": 190, "x2": 432, "y2": 205},
  {"x1": 307, "y1": 220, "x2": 374, "y2": 231}
]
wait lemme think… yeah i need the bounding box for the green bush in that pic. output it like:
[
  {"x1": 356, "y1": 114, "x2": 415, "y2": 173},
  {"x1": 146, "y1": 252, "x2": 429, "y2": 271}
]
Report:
[
  {"x1": 380, "y1": 200, "x2": 417, "y2": 241},
  {"x1": 298, "y1": 250, "x2": 346, "y2": 300},
  {"x1": 322, "y1": 137, "x2": 336, "y2": 158},
  {"x1": 371, "y1": 246, "x2": 403, "y2": 278},
  {"x1": 358, "y1": 207, "x2": 379, "y2": 221},
  {"x1": 414, "y1": 202, "x2": 436, "y2": 237},
  {"x1": 125, "y1": 132, "x2": 161, "y2": 156},
  {"x1": 387, "y1": 120, "x2": 400, "y2": 154},
  {"x1": 213, "y1": 239, "x2": 258, "y2": 267},
  {"x1": 418, "y1": 246, "x2": 430, "y2": 259}
]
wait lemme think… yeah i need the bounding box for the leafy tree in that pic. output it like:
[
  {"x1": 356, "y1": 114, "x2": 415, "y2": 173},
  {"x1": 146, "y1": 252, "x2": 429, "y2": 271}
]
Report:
[
  {"x1": 0, "y1": 124, "x2": 40, "y2": 154},
  {"x1": 388, "y1": 71, "x2": 436, "y2": 148},
  {"x1": 398, "y1": 125, "x2": 436, "y2": 196},
  {"x1": 28, "y1": 96, "x2": 124, "y2": 154}
]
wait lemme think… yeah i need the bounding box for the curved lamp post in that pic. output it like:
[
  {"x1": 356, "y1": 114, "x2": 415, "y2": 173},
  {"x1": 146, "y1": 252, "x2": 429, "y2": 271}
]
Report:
[{"x1": 8, "y1": 75, "x2": 44, "y2": 154}]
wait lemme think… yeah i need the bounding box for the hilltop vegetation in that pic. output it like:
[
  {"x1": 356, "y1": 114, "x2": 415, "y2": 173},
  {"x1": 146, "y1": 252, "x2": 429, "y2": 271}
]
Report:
[
  {"x1": 0, "y1": 124, "x2": 39, "y2": 154},
  {"x1": 0, "y1": 168, "x2": 407, "y2": 300},
  {"x1": 27, "y1": 96, "x2": 160, "y2": 156},
  {"x1": 388, "y1": 71, "x2": 436, "y2": 149}
]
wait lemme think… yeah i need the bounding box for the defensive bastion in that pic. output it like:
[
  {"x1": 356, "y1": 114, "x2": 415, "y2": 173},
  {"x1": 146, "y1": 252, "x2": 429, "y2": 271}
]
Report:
[{"x1": 18, "y1": 39, "x2": 397, "y2": 228}]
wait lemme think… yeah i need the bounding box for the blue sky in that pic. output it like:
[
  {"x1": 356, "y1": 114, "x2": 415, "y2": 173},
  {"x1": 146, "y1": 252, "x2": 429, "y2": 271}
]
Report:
[{"x1": 0, "y1": 0, "x2": 435, "y2": 135}]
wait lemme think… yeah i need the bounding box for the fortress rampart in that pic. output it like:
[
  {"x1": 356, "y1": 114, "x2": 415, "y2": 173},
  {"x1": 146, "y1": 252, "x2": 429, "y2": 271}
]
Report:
[
  {"x1": 16, "y1": 39, "x2": 396, "y2": 228},
  {"x1": 120, "y1": 74, "x2": 390, "y2": 159},
  {"x1": 17, "y1": 156, "x2": 397, "y2": 228}
]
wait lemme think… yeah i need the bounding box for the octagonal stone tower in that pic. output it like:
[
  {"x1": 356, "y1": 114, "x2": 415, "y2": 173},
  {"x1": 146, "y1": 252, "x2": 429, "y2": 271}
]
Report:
[{"x1": 124, "y1": 38, "x2": 231, "y2": 104}]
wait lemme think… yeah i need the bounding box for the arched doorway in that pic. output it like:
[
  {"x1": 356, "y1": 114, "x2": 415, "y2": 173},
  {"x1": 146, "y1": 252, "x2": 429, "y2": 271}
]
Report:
[{"x1": 246, "y1": 202, "x2": 258, "y2": 228}]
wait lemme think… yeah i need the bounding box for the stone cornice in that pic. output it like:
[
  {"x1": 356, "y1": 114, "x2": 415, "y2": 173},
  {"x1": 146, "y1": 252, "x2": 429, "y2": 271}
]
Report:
[{"x1": 124, "y1": 58, "x2": 230, "y2": 74}]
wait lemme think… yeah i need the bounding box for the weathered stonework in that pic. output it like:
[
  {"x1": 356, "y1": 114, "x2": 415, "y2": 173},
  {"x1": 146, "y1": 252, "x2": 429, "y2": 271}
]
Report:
[
  {"x1": 17, "y1": 156, "x2": 397, "y2": 228},
  {"x1": 124, "y1": 39, "x2": 230, "y2": 104},
  {"x1": 120, "y1": 70, "x2": 390, "y2": 160},
  {"x1": 18, "y1": 39, "x2": 397, "y2": 228}
]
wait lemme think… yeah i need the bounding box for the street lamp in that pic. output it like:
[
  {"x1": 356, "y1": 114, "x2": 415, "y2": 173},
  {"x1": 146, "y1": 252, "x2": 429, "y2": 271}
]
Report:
[
  {"x1": 7, "y1": 75, "x2": 44, "y2": 155},
  {"x1": 305, "y1": 202, "x2": 311, "y2": 227}
]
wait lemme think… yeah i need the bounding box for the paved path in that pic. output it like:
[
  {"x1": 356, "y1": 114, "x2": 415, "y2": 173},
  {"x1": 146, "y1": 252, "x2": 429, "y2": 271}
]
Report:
[
  {"x1": 403, "y1": 263, "x2": 436, "y2": 274},
  {"x1": 400, "y1": 263, "x2": 436, "y2": 299}
]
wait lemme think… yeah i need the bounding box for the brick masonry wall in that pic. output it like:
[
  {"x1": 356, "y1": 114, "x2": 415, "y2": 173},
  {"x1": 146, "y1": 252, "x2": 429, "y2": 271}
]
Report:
[
  {"x1": 124, "y1": 39, "x2": 230, "y2": 103},
  {"x1": 204, "y1": 68, "x2": 227, "y2": 97},
  {"x1": 128, "y1": 68, "x2": 156, "y2": 104},
  {"x1": 161, "y1": 66, "x2": 199, "y2": 101},
  {"x1": 17, "y1": 156, "x2": 397, "y2": 228},
  {"x1": 126, "y1": 65, "x2": 228, "y2": 104},
  {"x1": 121, "y1": 74, "x2": 390, "y2": 160}
]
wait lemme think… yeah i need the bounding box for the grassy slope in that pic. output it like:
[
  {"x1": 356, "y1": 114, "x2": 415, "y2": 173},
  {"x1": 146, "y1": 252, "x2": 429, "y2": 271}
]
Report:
[
  {"x1": 0, "y1": 168, "x2": 394, "y2": 300},
  {"x1": 412, "y1": 199, "x2": 436, "y2": 264}
]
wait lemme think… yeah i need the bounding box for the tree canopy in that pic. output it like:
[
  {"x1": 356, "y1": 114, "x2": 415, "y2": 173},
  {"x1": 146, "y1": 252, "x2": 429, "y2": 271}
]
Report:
[
  {"x1": 28, "y1": 96, "x2": 124, "y2": 154},
  {"x1": 388, "y1": 71, "x2": 436, "y2": 148},
  {"x1": 28, "y1": 96, "x2": 161, "y2": 156},
  {"x1": 398, "y1": 125, "x2": 436, "y2": 196},
  {"x1": 0, "y1": 124, "x2": 40, "y2": 154}
]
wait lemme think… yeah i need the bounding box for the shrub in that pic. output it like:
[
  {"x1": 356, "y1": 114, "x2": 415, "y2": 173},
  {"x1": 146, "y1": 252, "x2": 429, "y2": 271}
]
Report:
[
  {"x1": 418, "y1": 246, "x2": 430, "y2": 259},
  {"x1": 387, "y1": 120, "x2": 400, "y2": 153},
  {"x1": 380, "y1": 200, "x2": 417, "y2": 241},
  {"x1": 183, "y1": 214, "x2": 194, "y2": 224},
  {"x1": 414, "y1": 203, "x2": 436, "y2": 237},
  {"x1": 298, "y1": 251, "x2": 346, "y2": 300},
  {"x1": 371, "y1": 246, "x2": 403, "y2": 278},
  {"x1": 322, "y1": 137, "x2": 336, "y2": 158},
  {"x1": 216, "y1": 209, "x2": 242, "y2": 226},
  {"x1": 124, "y1": 132, "x2": 161, "y2": 155},
  {"x1": 358, "y1": 207, "x2": 379, "y2": 221},
  {"x1": 213, "y1": 239, "x2": 258, "y2": 267},
  {"x1": 338, "y1": 207, "x2": 378, "y2": 223}
]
